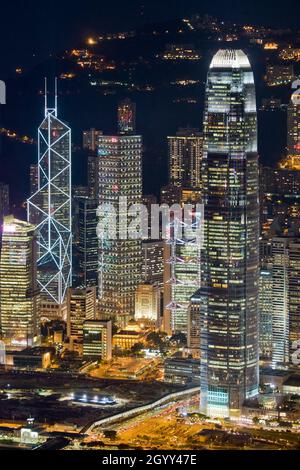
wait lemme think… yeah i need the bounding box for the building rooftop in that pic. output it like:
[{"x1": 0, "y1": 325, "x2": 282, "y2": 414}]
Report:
[
  {"x1": 210, "y1": 49, "x2": 251, "y2": 69},
  {"x1": 283, "y1": 375, "x2": 300, "y2": 387}
]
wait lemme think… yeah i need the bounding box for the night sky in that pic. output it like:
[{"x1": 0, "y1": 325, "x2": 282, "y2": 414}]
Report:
[{"x1": 0, "y1": 0, "x2": 299, "y2": 77}]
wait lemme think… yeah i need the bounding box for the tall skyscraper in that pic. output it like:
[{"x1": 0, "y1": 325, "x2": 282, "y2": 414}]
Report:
[
  {"x1": 29, "y1": 164, "x2": 38, "y2": 196},
  {"x1": 27, "y1": 80, "x2": 72, "y2": 305},
  {"x1": 97, "y1": 134, "x2": 142, "y2": 327},
  {"x1": 163, "y1": 212, "x2": 201, "y2": 335},
  {"x1": 271, "y1": 236, "x2": 300, "y2": 367},
  {"x1": 0, "y1": 182, "x2": 9, "y2": 249},
  {"x1": 286, "y1": 94, "x2": 300, "y2": 168},
  {"x1": 118, "y1": 98, "x2": 136, "y2": 135},
  {"x1": 168, "y1": 128, "x2": 203, "y2": 189},
  {"x1": 259, "y1": 267, "x2": 273, "y2": 359},
  {"x1": 0, "y1": 216, "x2": 40, "y2": 348},
  {"x1": 135, "y1": 282, "x2": 160, "y2": 322},
  {"x1": 199, "y1": 50, "x2": 259, "y2": 417},
  {"x1": 78, "y1": 198, "x2": 98, "y2": 288}
]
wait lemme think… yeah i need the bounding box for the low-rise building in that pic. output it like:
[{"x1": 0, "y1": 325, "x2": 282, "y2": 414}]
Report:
[{"x1": 164, "y1": 357, "x2": 200, "y2": 385}]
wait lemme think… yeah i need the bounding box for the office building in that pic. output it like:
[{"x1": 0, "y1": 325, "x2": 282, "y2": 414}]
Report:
[
  {"x1": 187, "y1": 289, "x2": 201, "y2": 358},
  {"x1": 134, "y1": 282, "x2": 160, "y2": 322},
  {"x1": 0, "y1": 216, "x2": 40, "y2": 348},
  {"x1": 29, "y1": 164, "x2": 38, "y2": 195},
  {"x1": 265, "y1": 64, "x2": 294, "y2": 86},
  {"x1": 112, "y1": 328, "x2": 146, "y2": 350},
  {"x1": 78, "y1": 198, "x2": 98, "y2": 288},
  {"x1": 67, "y1": 287, "x2": 96, "y2": 348},
  {"x1": 0, "y1": 182, "x2": 9, "y2": 249},
  {"x1": 141, "y1": 240, "x2": 164, "y2": 286},
  {"x1": 83, "y1": 128, "x2": 102, "y2": 151},
  {"x1": 164, "y1": 357, "x2": 200, "y2": 385},
  {"x1": 97, "y1": 134, "x2": 142, "y2": 327},
  {"x1": 259, "y1": 267, "x2": 273, "y2": 358},
  {"x1": 199, "y1": 50, "x2": 259, "y2": 417},
  {"x1": 27, "y1": 81, "x2": 72, "y2": 304},
  {"x1": 168, "y1": 127, "x2": 203, "y2": 189},
  {"x1": 118, "y1": 98, "x2": 136, "y2": 135},
  {"x1": 272, "y1": 237, "x2": 300, "y2": 366},
  {"x1": 83, "y1": 319, "x2": 112, "y2": 360}
]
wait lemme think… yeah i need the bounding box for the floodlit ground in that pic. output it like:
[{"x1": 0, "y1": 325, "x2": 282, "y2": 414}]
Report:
[
  {"x1": 0, "y1": 370, "x2": 181, "y2": 429},
  {"x1": 70, "y1": 397, "x2": 300, "y2": 451}
]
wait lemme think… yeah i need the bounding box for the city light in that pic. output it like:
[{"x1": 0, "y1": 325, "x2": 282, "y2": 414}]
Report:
[{"x1": 1, "y1": 5, "x2": 300, "y2": 456}]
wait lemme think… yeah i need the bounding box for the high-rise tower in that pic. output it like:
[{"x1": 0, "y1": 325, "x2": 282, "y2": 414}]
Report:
[
  {"x1": 27, "y1": 79, "x2": 72, "y2": 304},
  {"x1": 200, "y1": 50, "x2": 259, "y2": 417}
]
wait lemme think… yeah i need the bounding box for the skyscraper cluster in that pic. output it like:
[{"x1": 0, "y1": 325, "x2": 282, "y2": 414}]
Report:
[{"x1": 1, "y1": 47, "x2": 300, "y2": 421}]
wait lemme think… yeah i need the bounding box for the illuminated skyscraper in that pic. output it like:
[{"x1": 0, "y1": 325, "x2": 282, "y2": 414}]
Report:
[
  {"x1": 67, "y1": 286, "x2": 96, "y2": 351},
  {"x1": 27, "y1": 80, "x2": 72, "y2": 304},
  {"x1": 118, "y1": 98, "x2": 136, "y2": 135},
  {"x1": 168, "y1": 128, "x2": 203, "y2": 189},
  {"x1": 97, "y1": 135, "x2": 142, "y2": 327},
  {"x1": 0, "y1": 182, "x2": 9, "y2": 225},
  {"x1": 200, "y1": 50, "x2": 259, "y2": 417},
  {"x1": 0, "y1": 216, "x2": 39, "y2": 348},
  {"x1": 78, "y1": 198, "x2": 98, "y2": 288},
  {"x1": 29, "y1": 164, "x2": 38, "y2": 195},
  {"x1": 187, "y1": 289, "x2": 201, "y2": 358},
  {"x1": 134, "y1": 282, "x2": 160, "y2": 322},
  {"x1": 0, "y1": 182, "x2": 9, "y2": 249}
]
